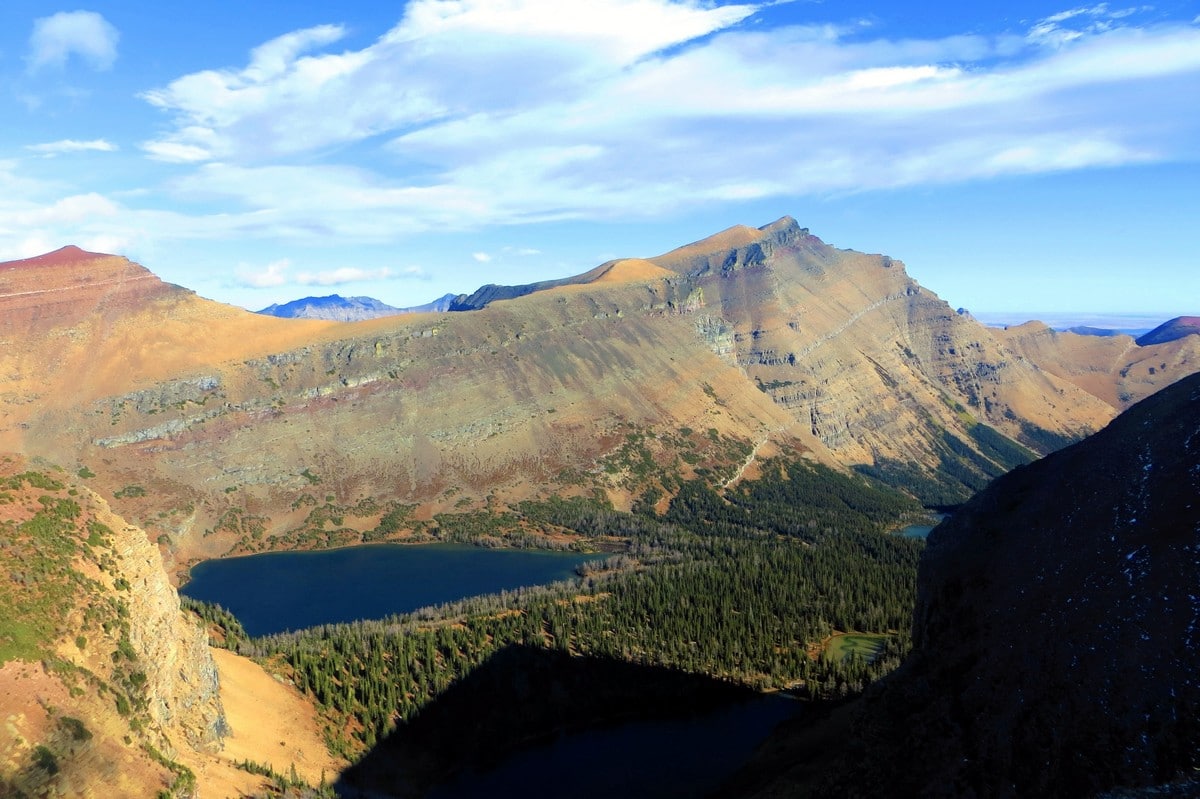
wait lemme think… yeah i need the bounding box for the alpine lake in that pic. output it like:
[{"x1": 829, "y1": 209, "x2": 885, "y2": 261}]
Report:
[{"x1": 180, "y1": 542, "x2": 605, "y2": 636}]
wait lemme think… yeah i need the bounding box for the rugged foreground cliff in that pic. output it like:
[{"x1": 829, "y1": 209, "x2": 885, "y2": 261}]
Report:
[
  {"x1": 0, "y1": 456, "x2": 225, "y2": 794},
  {"x1": 739, "y1": 371, "x2": 1200, "y2": 797},
  {"x1": 0, "y1": 457, "x2": 338, "y2": 796}
]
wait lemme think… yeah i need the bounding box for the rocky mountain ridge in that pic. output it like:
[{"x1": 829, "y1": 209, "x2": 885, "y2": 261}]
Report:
[
  {"x1": 0, "y1": 219, "x2": 1192, "y2": 570},
  {"x1": 995, "y1": 320, "x2": 1198, "y2": 409}
]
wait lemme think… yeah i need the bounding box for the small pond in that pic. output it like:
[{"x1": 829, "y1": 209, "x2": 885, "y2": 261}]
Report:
[{"x1": 900, "y1": 513, "x2": 948, "y2": 539}]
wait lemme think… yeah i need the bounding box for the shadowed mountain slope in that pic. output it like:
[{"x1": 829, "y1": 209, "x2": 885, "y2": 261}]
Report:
[{"x1": 796, "y1": 372, "x2": 1200, "y2": 798}]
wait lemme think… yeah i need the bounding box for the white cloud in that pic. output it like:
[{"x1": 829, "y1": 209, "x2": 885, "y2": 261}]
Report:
[
  {"x1": 80, "y1": 234, "x2": 133, "y2": 255},
  {"x1": 27, "y1": 11, "x2": 119, "y2": 72},
  {"x1": 25, "y1": 139, "x2": 118, "y2": 156},
  {"x1": 234, "y1": 259, "x2": 423, "y2": 289},
  {"x1": 295, "y1": 266, "x2": 397, "y2": 286},
  {"x1": 12, "y1": 193, "x2": 120, "y2": 227},
  {"x1": 142, "y1": 140, "x2": 213, "y2": 164},
  {"x1": 140, "y1": 1, "x2": 760, "y2": 163},
  {"x1": 1026, "y1": 4, "x2": 1152, "y2": 49},
  {"x1": 471, "y1": 251, "x2": 491, "y2": 262},
  {"x1": 237, "y1": 258, "x2": 292, "y2": 288},
  {"x1": 0, "y1": 0, "x2": 1181, "y2": 266}
]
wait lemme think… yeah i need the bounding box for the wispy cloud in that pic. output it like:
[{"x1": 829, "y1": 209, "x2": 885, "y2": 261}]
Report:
[
  {"x1": 126, "y1": 0, "x2": 1200, "y2": 241},
  {"x1": 294, "y1": 266, "x2": 398, "y2": 286},
  {"x1": 140, "y1": 1, "x2": 759, "y2": 163},
  {"x1": 1026, "y1": 4, "x2": 1153, "y2": 48},
  {"x1": 27, "y1": 11, "x2": 119, "y2": 72},
  {"x1": 237, "y1": 258, "x2": 292, "y2": 288},
  {"x1": 25, "y1": 139, "x2": 118, "y2": 157},
  {"x1": 235, "y1": 258, "x2": 426, "y2": 288},
  {"x1": 471, "y1": 251, "x2": 491, "y2": 262}
]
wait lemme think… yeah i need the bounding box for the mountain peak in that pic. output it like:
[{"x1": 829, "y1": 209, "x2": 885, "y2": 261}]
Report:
[
  {"x1": 0, "y1": 244, "x2": 108, "y2": 268},
  {"x1": 258, "y1": 294, "x2": 402, "y2": 322},
  {"x1": 1135, "y1": 315, "x2": 1200, "y2": 346},
  {"x1": 759, "y1": 215, "x2": 802, "y2": 234},
  {"x1": 0, "y1": 246, "x2": 179, "y2": 337}
]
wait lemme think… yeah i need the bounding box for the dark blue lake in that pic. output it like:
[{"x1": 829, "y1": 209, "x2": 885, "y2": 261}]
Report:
[
  {"x1": 900, "y1": 513, "x2": 947, "y2": 539},
  {"x1": 180, "y1": 543, "x2": 604, "y2": 636},
  {"x1": 426, "y1": 694, "x2": 799, "y2": 799}
]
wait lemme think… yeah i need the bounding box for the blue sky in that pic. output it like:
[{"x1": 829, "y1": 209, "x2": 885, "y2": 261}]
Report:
[{"x1": 1, "y1": 1, "x2": 1197, "y2": 323}]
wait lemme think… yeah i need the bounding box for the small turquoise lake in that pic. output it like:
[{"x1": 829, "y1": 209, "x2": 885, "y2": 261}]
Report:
[{"x1": 180, "y1": 543, "x2": 605, "y2": 636}]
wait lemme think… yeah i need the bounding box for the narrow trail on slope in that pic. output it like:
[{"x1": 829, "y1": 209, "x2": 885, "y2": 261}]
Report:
[{"x1": 723, "y1": 433, "x2": 774, "y2": 490}]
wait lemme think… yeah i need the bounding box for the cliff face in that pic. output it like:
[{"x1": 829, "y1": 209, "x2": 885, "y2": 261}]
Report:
[
  {"x1": 100, "y1": 494, "x2": 227, "y2": 751},
  {"x1": 0, "y1": 457, "x2": 225, "y2": 795},
  {"x1": 644, "y1": 218, "x2": 1114, "y2": 490},
  {"x1": 844, "y1": 372, "x2": 1200, "y2": 797}
]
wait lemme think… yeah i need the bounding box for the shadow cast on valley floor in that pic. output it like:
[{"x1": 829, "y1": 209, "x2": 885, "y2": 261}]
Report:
[{"x1": 334, "y1": 644, "x2": 785, "y2": 798}]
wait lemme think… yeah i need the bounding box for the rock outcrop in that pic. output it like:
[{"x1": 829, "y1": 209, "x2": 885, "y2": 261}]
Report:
[
  {"x1": 0, "y1": 457, "x2": 226, "y2": 795},
  {"x1": 100, "y1": 494, "x2": 227, "y2": 751}
]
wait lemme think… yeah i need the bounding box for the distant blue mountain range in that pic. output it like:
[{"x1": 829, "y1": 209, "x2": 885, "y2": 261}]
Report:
[{"x1": 257, "y1": 293, "x2": 456, "y2": 321}]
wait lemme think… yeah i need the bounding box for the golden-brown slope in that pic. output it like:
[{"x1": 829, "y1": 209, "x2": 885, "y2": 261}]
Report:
[
  {"x1": 588, "y1": 258, "x2": 675, "y2": 283},
  {"x1": 0, "y1": 247, "x2": 338, "y2": 451},
  {"x1": 6, "y1": 254, "x2": 812, "y2": 566},
  {"x1": 994, "y1": 321, "x2": 1200, "y2": 410},
  {"x1": 648, "y1": 218, "x2": 1114, "y2": 464},
  {"x1": 1, "y1": 220, "x2": 1148, "y2": 569}
]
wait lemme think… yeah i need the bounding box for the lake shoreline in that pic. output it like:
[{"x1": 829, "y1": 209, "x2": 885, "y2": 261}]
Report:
[{"x1": 180, "y1": 541, "x2": 607, "y2": 637}]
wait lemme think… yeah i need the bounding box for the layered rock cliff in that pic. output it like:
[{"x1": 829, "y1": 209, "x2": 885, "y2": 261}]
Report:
[{"x1": 644, "y1": 218, "x2": 1114, "y2": 470}]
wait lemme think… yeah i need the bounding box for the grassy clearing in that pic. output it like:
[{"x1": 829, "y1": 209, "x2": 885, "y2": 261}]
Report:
[
  {"x1": 825, "y1": 633, "x2": 889, "y2": 664},
  {"x1": 0, "y1": 619, "x2": 41, "y2": 664}
]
